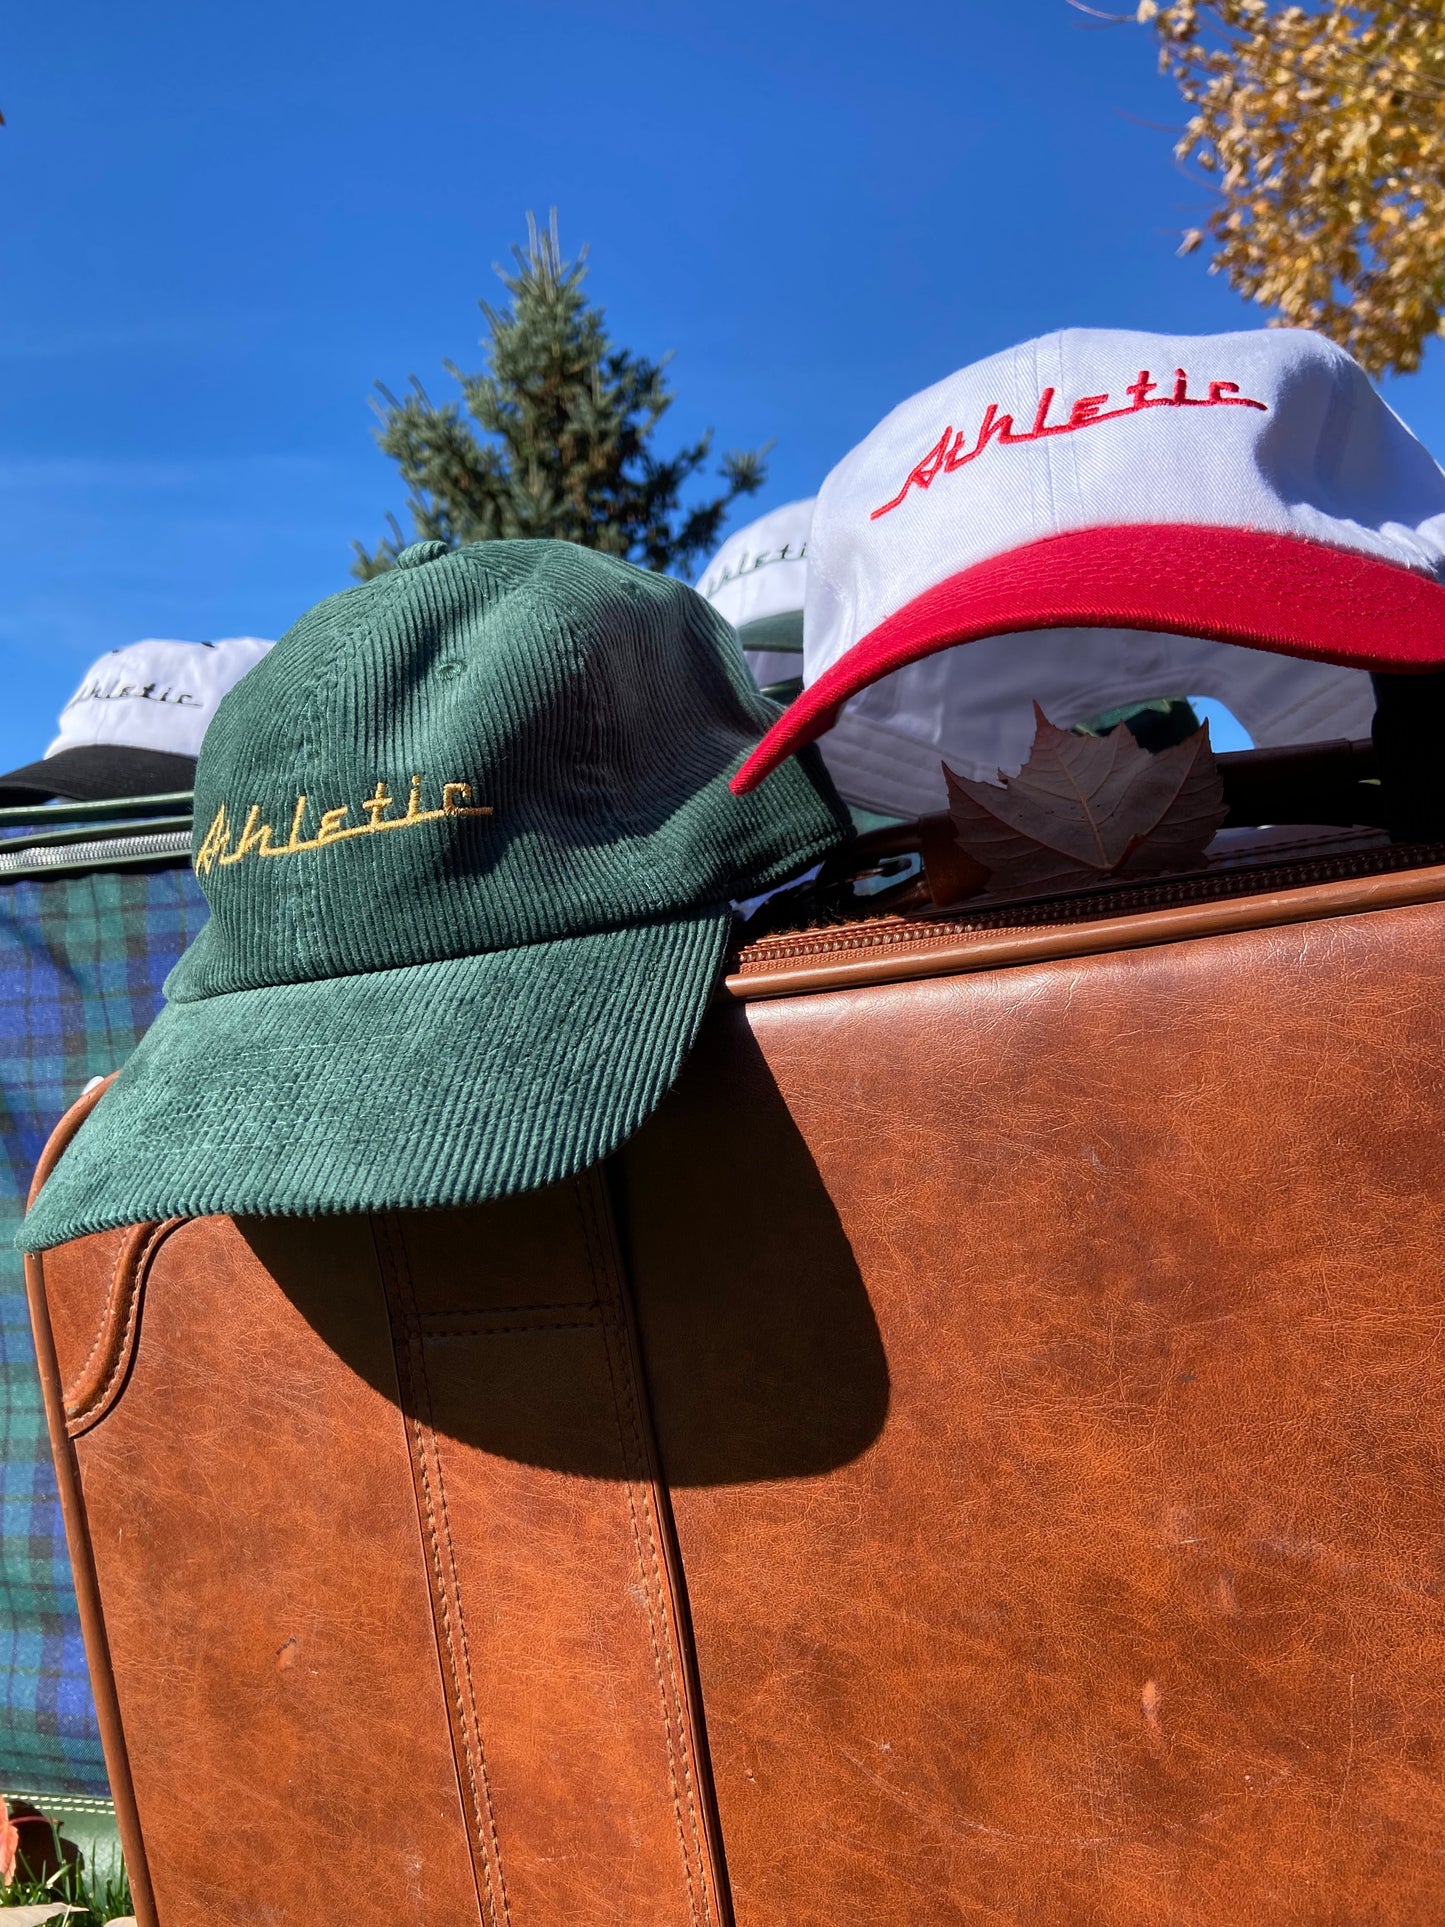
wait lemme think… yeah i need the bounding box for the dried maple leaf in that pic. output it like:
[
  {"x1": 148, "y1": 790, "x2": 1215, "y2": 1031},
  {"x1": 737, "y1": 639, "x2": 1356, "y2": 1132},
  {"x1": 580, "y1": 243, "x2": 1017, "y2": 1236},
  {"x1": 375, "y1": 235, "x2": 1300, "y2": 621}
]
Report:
[{"x1": 944, "y1": 704, "x2": 1227, "y2": 899}]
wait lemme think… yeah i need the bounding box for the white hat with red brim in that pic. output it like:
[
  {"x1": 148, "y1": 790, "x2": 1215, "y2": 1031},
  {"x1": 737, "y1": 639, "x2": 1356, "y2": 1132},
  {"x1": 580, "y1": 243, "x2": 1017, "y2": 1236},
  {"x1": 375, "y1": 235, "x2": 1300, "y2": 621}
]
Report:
[{"x1": 731, "y1": 327, "x2": 1445, "y2": 808}]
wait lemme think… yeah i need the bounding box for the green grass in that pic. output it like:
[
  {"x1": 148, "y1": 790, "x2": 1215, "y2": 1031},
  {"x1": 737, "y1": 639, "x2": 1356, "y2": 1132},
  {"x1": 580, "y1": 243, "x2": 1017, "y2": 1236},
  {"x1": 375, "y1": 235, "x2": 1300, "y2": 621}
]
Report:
[{"x1": 0, "y1": 1847, "x2": 132, "y2": 1921}]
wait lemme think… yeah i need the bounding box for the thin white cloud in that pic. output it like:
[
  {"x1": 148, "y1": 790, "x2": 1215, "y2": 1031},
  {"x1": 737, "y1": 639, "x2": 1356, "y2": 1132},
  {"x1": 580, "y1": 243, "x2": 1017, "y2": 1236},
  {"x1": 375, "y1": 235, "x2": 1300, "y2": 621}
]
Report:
[
  {"x1": 0, "y1": 312, "x2": 283, "y2": 361},
  {"x1": 0, "y1": 453, "x2": 336, "y2": 490}
]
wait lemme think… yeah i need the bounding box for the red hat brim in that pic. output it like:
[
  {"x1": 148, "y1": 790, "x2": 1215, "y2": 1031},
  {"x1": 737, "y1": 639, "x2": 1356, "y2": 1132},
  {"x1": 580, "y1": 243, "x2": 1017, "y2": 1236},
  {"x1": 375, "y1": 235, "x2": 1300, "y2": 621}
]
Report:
[{"x1": 731, "y1": 523, "x2": 1445, "y2": 795}]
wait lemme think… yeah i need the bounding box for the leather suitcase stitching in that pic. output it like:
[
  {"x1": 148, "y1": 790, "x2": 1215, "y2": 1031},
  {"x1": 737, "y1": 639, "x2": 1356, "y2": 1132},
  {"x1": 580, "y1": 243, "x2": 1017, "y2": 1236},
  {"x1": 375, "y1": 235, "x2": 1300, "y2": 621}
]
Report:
[
  {"x1": 417, "y1": 1304, "x2": 605, "y2": 1338},
  {"x1": 377, "y1": 1213, "x2": 510, "y2": 1927},
  {"x1": 66, "y1": 1222, "x2": 161, "y2": 1413},
  {"x1": 579, "y1": 1177, "x2": 707, "y2": 1927},
  {"x1": 65, "y1": 1218, "x2": 185, "y2": 1438},
  {"x1": 576, "y1": 1171, "x2": 718, "y2": 1927},
  {"x1": 418, "y1": 1318, "x2": 603, "y2": 1337}
]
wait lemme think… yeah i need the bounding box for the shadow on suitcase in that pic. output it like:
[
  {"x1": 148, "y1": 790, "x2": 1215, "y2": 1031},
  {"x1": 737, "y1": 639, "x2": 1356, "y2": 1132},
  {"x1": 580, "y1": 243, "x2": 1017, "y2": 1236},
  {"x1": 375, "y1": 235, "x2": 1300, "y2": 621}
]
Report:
[{"x1": 244, "y1": 1008, "x2": 890, "y2": 1487}]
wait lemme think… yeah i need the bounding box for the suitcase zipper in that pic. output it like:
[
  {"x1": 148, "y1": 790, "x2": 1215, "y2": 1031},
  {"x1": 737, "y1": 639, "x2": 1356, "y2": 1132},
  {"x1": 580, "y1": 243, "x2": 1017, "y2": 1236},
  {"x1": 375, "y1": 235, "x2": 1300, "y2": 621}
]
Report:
[{"x1": 733, "y1": 836, "x2": 1445, "y2": 979}]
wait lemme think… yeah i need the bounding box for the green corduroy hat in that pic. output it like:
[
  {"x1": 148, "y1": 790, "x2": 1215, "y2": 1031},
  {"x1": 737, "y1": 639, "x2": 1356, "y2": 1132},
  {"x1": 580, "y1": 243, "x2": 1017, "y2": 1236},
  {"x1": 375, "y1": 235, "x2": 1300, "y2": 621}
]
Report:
[{"x1": 22, "y1": 539, "x2": 850, "y2": 1250}]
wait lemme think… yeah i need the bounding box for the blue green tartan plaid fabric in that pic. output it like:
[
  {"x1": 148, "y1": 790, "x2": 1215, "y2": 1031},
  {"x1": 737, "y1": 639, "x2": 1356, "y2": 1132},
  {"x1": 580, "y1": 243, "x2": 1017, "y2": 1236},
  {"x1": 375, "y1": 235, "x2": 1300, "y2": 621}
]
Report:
[{"x1": 0, "y1": 862, "x2": 207, "y2": 1794}]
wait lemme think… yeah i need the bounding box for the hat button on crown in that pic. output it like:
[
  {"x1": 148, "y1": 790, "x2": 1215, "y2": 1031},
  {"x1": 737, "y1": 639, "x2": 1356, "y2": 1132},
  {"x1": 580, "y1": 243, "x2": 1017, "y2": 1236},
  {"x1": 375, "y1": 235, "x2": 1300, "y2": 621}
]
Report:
[{"x1": 394, "y1": 540, "x2": 451, "y2": 570}]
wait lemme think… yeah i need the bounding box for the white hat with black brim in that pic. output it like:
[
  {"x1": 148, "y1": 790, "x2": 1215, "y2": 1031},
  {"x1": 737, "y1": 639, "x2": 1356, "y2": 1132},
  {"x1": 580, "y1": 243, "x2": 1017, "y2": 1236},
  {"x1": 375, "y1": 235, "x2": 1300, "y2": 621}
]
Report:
[{"x1": 0, "y1": 637, "x2": 273, "y2": 804}]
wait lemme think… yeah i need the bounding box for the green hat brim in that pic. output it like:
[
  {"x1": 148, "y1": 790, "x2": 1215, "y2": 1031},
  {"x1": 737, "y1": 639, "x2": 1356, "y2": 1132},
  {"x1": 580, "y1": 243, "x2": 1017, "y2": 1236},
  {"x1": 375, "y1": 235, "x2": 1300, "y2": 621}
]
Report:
[{"x1": 21, "y1": 908, "x2": 731, "y2": 1251}]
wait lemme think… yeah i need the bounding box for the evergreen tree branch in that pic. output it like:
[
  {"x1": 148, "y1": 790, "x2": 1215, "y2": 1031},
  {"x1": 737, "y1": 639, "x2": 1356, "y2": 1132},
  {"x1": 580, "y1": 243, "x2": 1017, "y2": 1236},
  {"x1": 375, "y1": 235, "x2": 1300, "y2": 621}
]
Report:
[{"x1": 355, "y1": 212, "x2": 767, "y2": 575}]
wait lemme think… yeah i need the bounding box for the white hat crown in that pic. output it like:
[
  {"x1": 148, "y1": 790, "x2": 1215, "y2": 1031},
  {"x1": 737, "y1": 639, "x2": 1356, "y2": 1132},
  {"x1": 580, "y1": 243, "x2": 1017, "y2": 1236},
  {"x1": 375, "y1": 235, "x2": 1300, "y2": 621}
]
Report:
[
  {"x1": 47, "y1": 637, "x2": 273, "y2": 761},
  {"x1": 809, "y1": 326, "x2": 1445, "y2": 692}
]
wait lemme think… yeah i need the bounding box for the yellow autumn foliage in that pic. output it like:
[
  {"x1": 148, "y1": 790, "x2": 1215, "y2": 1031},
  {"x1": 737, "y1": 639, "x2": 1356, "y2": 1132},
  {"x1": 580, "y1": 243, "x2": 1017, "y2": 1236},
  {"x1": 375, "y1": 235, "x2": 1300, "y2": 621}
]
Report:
[{"x1": 1148, "y1": 0, "x2": 1445, "y2": 373}]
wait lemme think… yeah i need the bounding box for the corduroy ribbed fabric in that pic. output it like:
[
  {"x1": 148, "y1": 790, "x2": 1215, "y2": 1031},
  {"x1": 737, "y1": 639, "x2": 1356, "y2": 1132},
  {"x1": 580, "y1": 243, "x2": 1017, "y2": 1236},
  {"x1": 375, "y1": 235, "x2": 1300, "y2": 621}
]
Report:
[{"x1": 22, "y1": 540, "x2": 850, "y2": 1249}]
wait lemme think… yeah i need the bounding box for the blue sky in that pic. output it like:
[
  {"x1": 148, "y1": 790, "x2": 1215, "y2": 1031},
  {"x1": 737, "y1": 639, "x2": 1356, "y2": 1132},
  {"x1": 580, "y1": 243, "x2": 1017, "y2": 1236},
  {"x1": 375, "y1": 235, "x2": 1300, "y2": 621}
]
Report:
[{"x1": 3, "y1": 0, "x2": 1442, "y2": 768}]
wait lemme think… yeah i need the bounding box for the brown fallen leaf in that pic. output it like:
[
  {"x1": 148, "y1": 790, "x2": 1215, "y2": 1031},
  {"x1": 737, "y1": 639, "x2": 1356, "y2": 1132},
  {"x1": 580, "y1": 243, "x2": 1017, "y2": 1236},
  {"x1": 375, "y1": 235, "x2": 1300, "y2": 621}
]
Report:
[{"x1": 944, "y1": 704, "x2": 1227, "y2": 899}]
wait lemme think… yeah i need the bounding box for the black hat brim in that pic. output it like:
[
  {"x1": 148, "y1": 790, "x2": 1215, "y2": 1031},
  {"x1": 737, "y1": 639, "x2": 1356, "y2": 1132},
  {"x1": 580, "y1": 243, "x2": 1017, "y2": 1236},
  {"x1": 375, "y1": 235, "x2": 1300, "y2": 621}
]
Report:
[{"x1": 0, "y1": 745, "x2": 197, "y2": 806}]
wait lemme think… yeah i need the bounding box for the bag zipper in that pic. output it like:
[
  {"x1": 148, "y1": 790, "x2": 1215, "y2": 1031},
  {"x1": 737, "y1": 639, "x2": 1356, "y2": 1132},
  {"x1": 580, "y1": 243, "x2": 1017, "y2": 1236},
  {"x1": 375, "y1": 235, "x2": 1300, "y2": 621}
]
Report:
[{"x1": 734, "y1": 836, "x2": 1445, "y2": 975}]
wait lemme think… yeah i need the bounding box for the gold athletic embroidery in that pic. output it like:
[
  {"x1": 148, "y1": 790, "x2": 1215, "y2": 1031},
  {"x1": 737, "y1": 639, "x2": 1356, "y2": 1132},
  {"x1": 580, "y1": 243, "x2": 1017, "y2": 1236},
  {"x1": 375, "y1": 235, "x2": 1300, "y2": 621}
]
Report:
[{"x1": 195, "y1": 776, "x2": 492, "y2": 875}]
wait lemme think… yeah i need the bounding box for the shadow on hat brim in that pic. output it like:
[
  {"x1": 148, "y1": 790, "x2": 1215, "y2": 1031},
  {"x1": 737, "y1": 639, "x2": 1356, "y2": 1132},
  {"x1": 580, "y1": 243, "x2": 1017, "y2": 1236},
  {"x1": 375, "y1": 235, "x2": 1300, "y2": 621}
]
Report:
[
  {"x1": 20, "y1": 908, "x2": 731, "y2": 1251},
  {"x1": 731, "y1": 522, "x2": 1445, "y2": 794},
  {"x1": 0, "y1": 745, "x2": 198, "y2": 805}
]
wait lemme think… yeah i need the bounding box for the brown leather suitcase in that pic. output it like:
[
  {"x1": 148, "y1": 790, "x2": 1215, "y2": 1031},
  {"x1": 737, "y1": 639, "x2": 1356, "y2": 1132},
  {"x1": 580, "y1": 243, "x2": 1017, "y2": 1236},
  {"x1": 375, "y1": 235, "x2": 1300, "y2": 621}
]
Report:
[{"x1": 26, "y1": 818, "x2": 1445, "y2": 1925}]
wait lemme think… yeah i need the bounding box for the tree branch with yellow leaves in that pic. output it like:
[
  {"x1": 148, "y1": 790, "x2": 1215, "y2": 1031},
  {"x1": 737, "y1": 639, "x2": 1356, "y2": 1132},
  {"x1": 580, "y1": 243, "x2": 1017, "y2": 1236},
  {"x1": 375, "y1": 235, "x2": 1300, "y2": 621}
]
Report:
[{"x1": 1144, "y1": 0, "x2": 1445, "y2": 374}]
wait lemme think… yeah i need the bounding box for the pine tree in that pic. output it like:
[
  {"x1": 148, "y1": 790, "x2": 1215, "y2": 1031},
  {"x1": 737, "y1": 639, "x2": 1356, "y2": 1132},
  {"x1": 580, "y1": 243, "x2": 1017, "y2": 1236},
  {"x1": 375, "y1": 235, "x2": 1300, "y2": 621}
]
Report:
[{"x1": 354, "y1": 213, "x2": 767, "y2": 579}]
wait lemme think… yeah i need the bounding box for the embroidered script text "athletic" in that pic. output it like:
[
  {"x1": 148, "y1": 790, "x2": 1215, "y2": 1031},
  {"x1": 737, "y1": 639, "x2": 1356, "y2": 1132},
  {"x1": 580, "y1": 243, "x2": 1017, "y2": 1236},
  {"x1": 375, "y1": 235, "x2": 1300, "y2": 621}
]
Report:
[
  {"x1": 63, "y1": 677, "x2": 204, "y2": 710},
  {"x1": 871, "y1": 368, "x2": 1269, "y2": 520},
  {"x1": 699, "y1": 539, "x2": 808, "y2": 603},
  {"x1": 195, "y1": 775, "x2": 492, "y2": 876}
]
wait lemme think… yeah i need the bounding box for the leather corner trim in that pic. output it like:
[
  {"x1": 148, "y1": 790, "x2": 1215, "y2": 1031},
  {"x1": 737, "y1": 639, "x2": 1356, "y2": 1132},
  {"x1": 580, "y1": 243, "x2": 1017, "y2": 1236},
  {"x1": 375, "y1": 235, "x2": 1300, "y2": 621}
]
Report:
[
  {"x1": 28, "y1": 1074, "x2": 119, "y2": 1209},
  {"x1": 23, "y1": 1248, "x2": 161, "y2": 1926},
  {"x1": 63, "y1": 1218, "x2": 185, "y2": 1438}
]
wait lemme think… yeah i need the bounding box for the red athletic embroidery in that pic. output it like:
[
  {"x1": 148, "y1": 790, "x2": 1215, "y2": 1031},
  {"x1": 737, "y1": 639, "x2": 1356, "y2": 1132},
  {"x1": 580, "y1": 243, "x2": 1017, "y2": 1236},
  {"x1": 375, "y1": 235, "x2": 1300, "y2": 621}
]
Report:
[{"x1": 871, "y1": 369, "x2": 1268, "y2": 520}]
